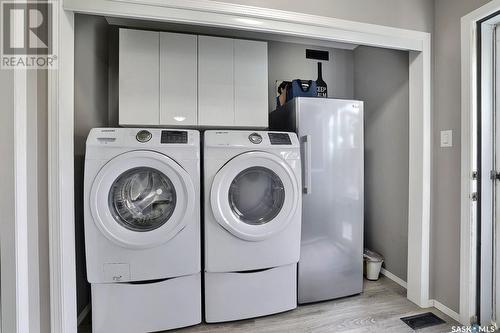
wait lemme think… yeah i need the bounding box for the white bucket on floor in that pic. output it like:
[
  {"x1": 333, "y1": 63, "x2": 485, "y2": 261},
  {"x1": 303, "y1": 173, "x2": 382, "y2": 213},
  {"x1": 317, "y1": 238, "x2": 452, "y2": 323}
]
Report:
[
  {"x1": 365, "y1": 260, "x2": 383, "y2": 280},
  {"x1": 364, "y1": 249, "x2": 384, "y2": 281}
]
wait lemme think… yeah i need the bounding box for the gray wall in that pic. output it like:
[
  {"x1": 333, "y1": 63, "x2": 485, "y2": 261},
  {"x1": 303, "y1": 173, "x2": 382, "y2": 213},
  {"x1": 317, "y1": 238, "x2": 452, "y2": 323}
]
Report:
[
  {"x1": 35, "y1": 70, "x2": 50, "y2": 332},
  {"x1": 0, "y1": 58, "x2": 16, "y2": 333},
  {"x1": 217, "y1": 0, "x2": 434, "y2": 33},
  {"x1": 431, "y1": 0, "x2": 491, "y2": 311},
  {"x1": 267, "y1": 41, "x2": 354, "y2": 111},
  {"x1": 74, "y1": 14, "x2": 111, "y2": 315},
  {"x1": 26, "y1": 69, "x2": 50, "y2": 333},
  {"x1": 36, "y1": 69, "x2": 50, "y2": 333},
  {"x1": 354, "y1": 46, "x2": 409, "y2": 282}
]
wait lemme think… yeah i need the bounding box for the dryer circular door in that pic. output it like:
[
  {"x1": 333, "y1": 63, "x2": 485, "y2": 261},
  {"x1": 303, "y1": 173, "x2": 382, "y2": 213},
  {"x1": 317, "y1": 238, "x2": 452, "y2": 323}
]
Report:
[
  {"x1": 210, "y1": 151, "x2": 299, "y2": 241},
  {"x1": 90, "y1": 150, "x2": 195, "y2": 249}
]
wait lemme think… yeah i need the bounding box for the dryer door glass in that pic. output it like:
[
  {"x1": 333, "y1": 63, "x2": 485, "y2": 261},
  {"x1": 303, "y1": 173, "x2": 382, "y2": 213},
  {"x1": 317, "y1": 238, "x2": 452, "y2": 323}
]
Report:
[
  {"x1": 108, "y1": 167, "x2": 177, "y2": 232},
  {"x1": 228, "y1": 166, "x2": 285, "y2": 225}
]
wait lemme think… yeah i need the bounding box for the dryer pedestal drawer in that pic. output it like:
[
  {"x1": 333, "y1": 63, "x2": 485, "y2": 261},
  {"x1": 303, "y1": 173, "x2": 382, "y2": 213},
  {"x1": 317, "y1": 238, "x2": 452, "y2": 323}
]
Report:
[
  {"x1": 91, "y1": 273, "x2": 201, "y2": 333},
  {"x1": 204, "y1": 264, "x2": 297, "y2": 323}
]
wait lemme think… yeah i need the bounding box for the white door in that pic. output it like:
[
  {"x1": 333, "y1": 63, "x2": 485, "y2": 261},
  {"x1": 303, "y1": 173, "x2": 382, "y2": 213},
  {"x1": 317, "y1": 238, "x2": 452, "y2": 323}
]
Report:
[
  {"x1": 494, "y1": 24, "x2": 500, "y2": 326},
  {"x1": 160, "y1": 32, "x2": 198, "y2": 126},
  {"x1": 198, "y1": 36, "x2": 234, "y2": 126},
  {"x1": 481, "y1": 23, "x2": 500, "y2": 327},
  {"x1": 90, "y1": 151, "x2": 195, "y2": 249},
  {"x1": 234, "y1": 39, "x2": 268, "y2": 127},
  {"x1": 210, "y1": 151, "x2": 299, "y2": 241},
  {"x1": 119, "y1": 29, "x2": 160, "y2": 125}
]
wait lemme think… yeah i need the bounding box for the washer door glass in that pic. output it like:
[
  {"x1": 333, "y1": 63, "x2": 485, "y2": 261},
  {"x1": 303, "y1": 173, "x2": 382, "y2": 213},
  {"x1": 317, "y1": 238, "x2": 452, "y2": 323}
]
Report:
[
  {"x1": 228, "y1": 166, "x2": 285, "y2": 225},
  {"x1": 108, "y1": 167, "x2": 177, "y2": 232}
]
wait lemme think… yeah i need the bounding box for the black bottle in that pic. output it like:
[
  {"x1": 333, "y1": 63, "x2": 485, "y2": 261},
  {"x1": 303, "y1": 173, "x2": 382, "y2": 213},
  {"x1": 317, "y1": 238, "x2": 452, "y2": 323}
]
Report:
[{"x1": 316, "y1": 62, "x2": 327, "y2": 98}]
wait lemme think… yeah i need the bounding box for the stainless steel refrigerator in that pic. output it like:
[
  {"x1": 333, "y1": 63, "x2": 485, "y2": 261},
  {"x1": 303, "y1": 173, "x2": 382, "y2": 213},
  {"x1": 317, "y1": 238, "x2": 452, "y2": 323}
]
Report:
[{"x1": 270, "y1": 97, "x2": 364, "y2": 304}]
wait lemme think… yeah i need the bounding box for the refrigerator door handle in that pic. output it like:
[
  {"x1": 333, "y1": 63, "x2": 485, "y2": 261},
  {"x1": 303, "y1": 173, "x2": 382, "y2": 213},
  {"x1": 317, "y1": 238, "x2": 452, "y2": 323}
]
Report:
[{"x1": 301, "y1": 135, "x2": 312, "y2": 194}]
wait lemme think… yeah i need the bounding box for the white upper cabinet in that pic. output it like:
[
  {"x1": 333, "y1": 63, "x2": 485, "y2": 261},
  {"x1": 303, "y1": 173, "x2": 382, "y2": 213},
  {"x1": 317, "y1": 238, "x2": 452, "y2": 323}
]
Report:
[
  {"x1": 119, "y1": 29, "x2": 160, "y2": 126},
  {"x1": 198, "y1": 36, "x2": 268, "y2": 128},
  {"x1": 119, "y1": 29, "x2": 268, "y2": 128},
  {"x1": 198, "y1": 36, "x2": 235, "y2": 127},
  {"x1": 234, "y1": 39, "x2": 268, "y2": 128},
  {"x1": 160, "y1": 33, "x2": 198, "y2": 126}
]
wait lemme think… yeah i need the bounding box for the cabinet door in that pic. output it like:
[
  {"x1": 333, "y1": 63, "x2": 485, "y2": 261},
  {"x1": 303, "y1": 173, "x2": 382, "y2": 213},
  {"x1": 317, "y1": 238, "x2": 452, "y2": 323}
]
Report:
[
  {"x1": 198, "y1": 36, "x2": 234, "y2": 127},
  {"x1": 160, "y1": 33, "x2": 197, "y2": 126},
  {"x1": 119, "y1": 29, "x2": 159, "y2": 126},
  {"x1": 234, "y1": 40, "x2": 268, "y2": 128}
]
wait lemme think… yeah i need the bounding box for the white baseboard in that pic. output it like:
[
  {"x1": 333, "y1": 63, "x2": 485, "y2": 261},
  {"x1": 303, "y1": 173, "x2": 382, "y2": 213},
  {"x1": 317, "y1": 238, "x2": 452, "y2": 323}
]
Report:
[
  {"x1": 429, "y1": 299, "x2": 461, "y2": 323},
  {"x1": 77, "y1": 303, "x2": 91, "y2": 326},
  {"x1": 377, "y1": 268, "x2": 460, "y2": 323},
  {"x1": 380, "y1": 268, "x2": 407, "y2": 289}
]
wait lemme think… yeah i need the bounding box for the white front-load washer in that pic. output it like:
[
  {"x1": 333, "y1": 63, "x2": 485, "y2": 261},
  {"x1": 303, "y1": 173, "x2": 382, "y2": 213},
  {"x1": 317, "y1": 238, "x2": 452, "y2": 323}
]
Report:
[
  {"x1": 203, "y1": 130, "x2": 302, "y2": 322},
  {"x1": 84, "y1": 128, "x2": 201, "y2": 332}
]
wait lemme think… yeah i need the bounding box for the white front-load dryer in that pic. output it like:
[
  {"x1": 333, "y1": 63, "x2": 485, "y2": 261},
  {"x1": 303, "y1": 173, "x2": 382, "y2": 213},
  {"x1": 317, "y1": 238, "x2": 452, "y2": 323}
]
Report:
[
  {"x1": 84, "y1": 128, "x2": 201, "y2": 332},
  {"x1": 203, "y1": 130, "x2": 302, "y2": 322}
]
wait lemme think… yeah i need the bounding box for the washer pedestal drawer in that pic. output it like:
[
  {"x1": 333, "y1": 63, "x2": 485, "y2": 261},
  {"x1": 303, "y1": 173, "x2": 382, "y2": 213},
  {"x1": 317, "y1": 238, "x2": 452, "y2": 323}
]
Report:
[
  {"x1": 204, "y1": 264, "x2": 297, "y2": 323},
  {"x1": 91, "y1": 273, "x2": 201, "y2": 333}
]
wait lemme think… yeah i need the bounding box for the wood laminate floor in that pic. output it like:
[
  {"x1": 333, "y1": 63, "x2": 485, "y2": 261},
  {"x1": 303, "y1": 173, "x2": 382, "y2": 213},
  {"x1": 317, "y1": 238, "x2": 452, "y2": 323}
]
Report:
[{"x1": 79, "y1": 277, "x2": 459, "y2": 333}]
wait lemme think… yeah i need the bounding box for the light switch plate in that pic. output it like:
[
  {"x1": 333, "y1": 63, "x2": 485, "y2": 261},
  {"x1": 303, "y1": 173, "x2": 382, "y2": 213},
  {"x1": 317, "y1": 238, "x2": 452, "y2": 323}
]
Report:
[{"x1": 440, "y1": 130, "x2": 453, "y2": 148}]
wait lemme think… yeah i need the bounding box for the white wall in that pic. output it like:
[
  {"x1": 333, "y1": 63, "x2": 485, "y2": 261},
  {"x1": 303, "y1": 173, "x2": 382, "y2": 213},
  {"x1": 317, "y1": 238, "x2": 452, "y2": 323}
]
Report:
[
  {"x1": 354, "y1": 46, "x2": 409, "y2": 282},
  {"x1": 267, "y1": 41, "x2": 354, "y2": 111}
]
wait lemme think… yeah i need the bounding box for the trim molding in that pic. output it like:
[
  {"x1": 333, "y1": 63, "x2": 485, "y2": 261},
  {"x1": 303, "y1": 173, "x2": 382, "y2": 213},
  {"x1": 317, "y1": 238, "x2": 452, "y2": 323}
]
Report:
[
  {"x1": 430, "y1": 299, "x2": 461, "y2": 323},
  {"x1": 48, "y1": 3, "x2": 77, "y2": 333},
  {"x1": 379, "y1": 270, "x2": 460, "y2": 323},
  {"x1": 77, "y1": 304, "x2": 91, "y2": 326},
  {"x1": 63, "y1": 0, "x2": 427, "y2": 50},
  {"x1": 14, "y1": 41, "x2": 30, "y2": 333},
  {"x1": 380, "y1": 268, "x2": 408, "y2": 289}
]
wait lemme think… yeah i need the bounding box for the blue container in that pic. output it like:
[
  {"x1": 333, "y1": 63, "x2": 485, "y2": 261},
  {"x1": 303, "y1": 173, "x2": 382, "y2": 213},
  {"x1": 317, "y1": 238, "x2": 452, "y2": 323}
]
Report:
[
  {"x1": 276, "y1": 80, "x2": 317, "y2": 108},
  {"x1": 289, "y1": 80, "x2": 317, "y2": 100}
]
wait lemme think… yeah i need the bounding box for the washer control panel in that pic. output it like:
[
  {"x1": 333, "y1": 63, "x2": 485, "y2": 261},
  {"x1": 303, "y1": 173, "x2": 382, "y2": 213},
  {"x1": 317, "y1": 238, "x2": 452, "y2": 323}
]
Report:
[
  {"x1": 136, "y1": 130, "x2": 152, "y2": 143},
  {"x1": 248, "y1": 133, "x2": 263, "y2": 144},
  {"x1": 268, "y1": 133, "x2": 292, "y2": 145},
  {"x1": 161, "y1": 130, "x2": 188, "y2": 144}
]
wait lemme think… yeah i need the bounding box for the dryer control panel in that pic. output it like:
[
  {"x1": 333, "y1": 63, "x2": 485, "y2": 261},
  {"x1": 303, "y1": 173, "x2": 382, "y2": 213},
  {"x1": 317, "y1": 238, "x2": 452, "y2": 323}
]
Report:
[{"x1": 204, "y1": 130, "x2": 299, "y2": 149}]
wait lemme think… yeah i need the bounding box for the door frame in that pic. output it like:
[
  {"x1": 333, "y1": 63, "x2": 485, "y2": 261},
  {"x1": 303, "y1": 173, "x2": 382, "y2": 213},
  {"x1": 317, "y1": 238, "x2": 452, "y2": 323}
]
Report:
[
  {"x1": 8, "y1": 7, "x2": 39, "y2": 333},
  {"x1": 461, "y1": 0, "x2": 500, "y2": 326},
  {"x1": 47, "y1": 0, "x2": 432, "y2": 331}
]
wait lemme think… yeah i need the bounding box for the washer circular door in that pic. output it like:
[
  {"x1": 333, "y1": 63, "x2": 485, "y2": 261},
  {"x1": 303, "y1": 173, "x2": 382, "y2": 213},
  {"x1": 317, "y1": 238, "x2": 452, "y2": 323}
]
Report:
[
  {"x1": 211, "y1": 151, "x2": 299, "y2": 241},
  {"x1": 90, "y1": 150, "x2": 195, "y2": 249}
]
